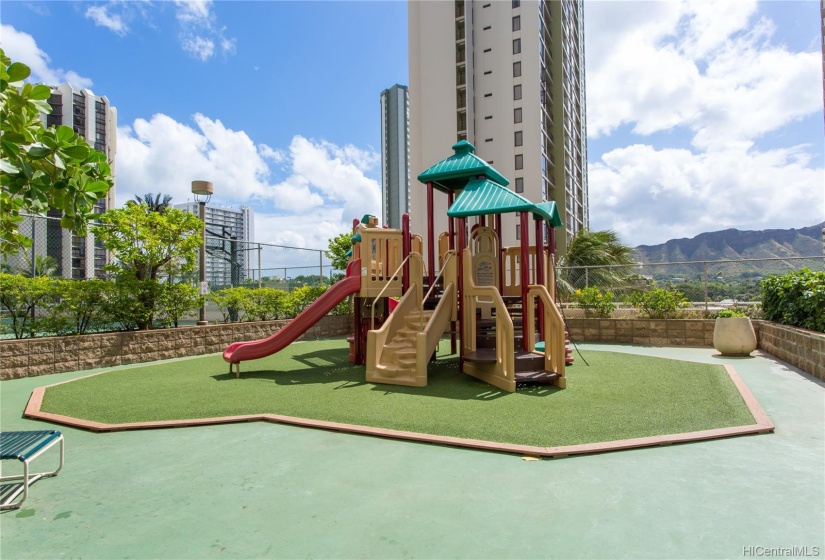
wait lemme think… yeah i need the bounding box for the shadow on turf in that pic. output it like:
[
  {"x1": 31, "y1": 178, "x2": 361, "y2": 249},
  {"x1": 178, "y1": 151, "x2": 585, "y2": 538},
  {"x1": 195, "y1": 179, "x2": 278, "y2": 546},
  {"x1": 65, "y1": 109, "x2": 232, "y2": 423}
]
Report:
[{"x1": 212, "y1": 347, "x2": 560, "y2": 401}]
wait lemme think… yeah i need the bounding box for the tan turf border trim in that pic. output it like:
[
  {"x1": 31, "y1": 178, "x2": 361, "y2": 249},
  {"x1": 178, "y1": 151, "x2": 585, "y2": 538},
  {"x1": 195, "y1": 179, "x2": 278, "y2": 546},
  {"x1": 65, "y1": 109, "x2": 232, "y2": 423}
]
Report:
[{"x1": 24, "y1": 363, "x2": 773, "y2": 458}]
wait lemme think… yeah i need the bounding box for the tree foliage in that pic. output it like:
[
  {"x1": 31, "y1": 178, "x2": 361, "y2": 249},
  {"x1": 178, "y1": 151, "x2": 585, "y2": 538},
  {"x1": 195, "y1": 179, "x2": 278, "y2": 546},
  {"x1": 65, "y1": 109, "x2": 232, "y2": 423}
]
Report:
[
  {"x1": 0, "y1": 49, "x2": 114, "y2": 256},
  {"x1": 132, "y1": 193, "x2": 173, "y2": 213},
  {"x1": 556, "y1": 229, "x2": 635, "y2": 297},
  {"x1": 325, "y1": 232, "x2": 353, "y2": 272},
  {"x1": 92, "y1": 204, "x2": 203, "y2": 281}
]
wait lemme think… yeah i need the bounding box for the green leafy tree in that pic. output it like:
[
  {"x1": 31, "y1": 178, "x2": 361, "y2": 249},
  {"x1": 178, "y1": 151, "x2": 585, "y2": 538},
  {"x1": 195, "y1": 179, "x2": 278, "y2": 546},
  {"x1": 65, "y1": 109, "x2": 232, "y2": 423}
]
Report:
[
  {"x1": 556, "y1": 229, "x2": 635, "y2": 297},
  {"x1": 92, "y1": 204, "x2": 202, "y2": 329},
  {"x1": 41, "y1": 278, "x2": 109, "y2": 335},
  {"x1": 0, "y1": 49, "x2": 114, "y2": 256},
  {"x1": 325, "y1": 232, "x2": 353, "y2": 272},
  {"x1": 156, "y1": 283, "x2": 202, "y2": 328},
  {"x1": 93, "y1": 204, "x2": 202, "y2": 282},
  {"x1": 0, "y1": 273, "x2": 54, "y2": 338}
]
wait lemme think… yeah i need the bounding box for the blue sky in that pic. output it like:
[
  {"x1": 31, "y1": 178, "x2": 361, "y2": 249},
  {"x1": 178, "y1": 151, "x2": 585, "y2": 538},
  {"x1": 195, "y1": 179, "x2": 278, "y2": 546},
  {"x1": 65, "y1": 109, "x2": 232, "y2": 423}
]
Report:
[{"x1": 1, "y1": 0, "x2": 823, "y2": 249}]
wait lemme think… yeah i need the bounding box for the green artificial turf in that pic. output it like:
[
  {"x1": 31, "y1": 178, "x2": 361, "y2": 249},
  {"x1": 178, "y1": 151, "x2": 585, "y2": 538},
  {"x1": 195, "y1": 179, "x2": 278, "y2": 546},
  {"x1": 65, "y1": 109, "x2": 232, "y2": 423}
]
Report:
[{"x1": 40, "y1": 339, "x2": 757, "y2": 447}]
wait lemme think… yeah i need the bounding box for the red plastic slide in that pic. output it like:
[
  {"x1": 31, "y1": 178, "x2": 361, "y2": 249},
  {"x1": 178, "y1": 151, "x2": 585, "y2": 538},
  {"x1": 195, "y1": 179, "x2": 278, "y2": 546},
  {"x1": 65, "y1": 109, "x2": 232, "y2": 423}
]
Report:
[{"x1": 223, "y1": 260, "x2": 361, "y2": 365}]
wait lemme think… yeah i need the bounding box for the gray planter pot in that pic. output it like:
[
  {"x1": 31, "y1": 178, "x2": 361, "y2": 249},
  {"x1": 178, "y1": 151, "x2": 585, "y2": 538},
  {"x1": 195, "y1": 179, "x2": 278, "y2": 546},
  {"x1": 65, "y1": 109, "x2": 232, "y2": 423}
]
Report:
[{"x1": 713, "y1": 317, "x2": 757, "y2": 356}]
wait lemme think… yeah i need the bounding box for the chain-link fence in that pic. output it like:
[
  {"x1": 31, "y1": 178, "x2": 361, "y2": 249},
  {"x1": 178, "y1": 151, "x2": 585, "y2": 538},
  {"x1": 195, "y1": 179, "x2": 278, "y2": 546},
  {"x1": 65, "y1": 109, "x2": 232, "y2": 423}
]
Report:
[
  {"x1": 556, "y1": 256, "x2": 825, "y2": 317},
  {"x1": 0, "y1": 214, "x2": 344, "y2": 327}
]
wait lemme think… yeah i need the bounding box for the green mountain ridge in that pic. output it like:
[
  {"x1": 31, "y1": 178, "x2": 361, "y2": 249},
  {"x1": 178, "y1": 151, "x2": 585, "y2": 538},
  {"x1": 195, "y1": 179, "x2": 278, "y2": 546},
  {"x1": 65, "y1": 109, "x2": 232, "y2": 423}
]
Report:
[{"x1": 633, "y1": 223, "x2": 825, "y2": 263}]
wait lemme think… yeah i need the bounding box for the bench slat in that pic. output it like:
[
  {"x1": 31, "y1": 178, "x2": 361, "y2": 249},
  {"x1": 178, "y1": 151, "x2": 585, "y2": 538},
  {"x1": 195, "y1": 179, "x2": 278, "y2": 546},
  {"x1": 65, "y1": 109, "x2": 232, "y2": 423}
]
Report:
[{"x1": 0, "y1": 431, "x2": 62, "y2": 461}]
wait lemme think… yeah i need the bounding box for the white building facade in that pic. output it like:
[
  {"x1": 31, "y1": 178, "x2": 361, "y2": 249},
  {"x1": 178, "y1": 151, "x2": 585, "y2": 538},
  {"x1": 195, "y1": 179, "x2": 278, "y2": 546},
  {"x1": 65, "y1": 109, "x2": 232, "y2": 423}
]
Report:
[
  {"x1": 409, "y1": 0, "x2": 588, "y2": 254},
  {"x1": 174, "y1": 203, "x2": 255, "y2": 288},
  {"x1": 41, "y1": 83, "x2": 117, "y2": 278}
]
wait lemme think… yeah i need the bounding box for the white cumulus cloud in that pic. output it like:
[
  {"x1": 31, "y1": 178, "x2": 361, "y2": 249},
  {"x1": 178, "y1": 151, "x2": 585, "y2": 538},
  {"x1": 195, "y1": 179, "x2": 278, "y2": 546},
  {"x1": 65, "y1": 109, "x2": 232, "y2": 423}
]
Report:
[
  {"x1": 0, "y1": 24, "x2": 94, "y2": 89},
  {"x1": 85, "y1": 5, "x2": 129, "y2": 36},
  {"x1": 116, "y1": 113, "x2": 381, "y2": 250},
  {"x1": 585, "y1": 0, "x2": 824, "y2": 245}
]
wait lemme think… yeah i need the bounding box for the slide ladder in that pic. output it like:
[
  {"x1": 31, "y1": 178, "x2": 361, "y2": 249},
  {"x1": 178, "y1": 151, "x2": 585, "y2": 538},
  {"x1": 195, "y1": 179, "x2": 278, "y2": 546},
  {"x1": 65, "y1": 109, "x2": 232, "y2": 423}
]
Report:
[{"x1": 366, "y1": 282, "x2": 455, "y2": 388}]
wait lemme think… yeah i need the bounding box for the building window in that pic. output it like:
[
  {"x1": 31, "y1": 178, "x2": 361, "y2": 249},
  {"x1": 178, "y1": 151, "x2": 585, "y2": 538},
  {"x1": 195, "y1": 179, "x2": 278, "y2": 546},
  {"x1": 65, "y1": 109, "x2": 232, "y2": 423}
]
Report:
[
  {"x1": 456, "y1": 43, "x2": 465, "y2": 63},
  {"x1": 515, "y1": 178, "x2": 524, "y2": 193},
  {"x1": 484, "y1": 115, "x2": 493, "y2": 120},
  {"x1": 514, "y1": 84, "x2": 522, "y2": 100},
  {"x1": 482, "y1": 2, "x2": 490, "y2": 7},
  {"x1": 483, "y1": 48, "x2": 492, "y2": 53},
  {"x1": 484, "y1": 70, "x2": 492, "y2": 75},
  {"x1": 512, "y1": 0, "x2": 520, "y2": 7},
  {"x1": 515, "y1": 154, "x2": 523, "y2": 169},
  {"x1": 513, "y1": 15, "x2": 521, "y2": 31},
  {"x1": 484, "y1": 92, "x2": 492, "y2": 97},
  {"x1": 513, "y1": 38, "x2": 521, "y2": 54},
  {"x1": 457, "y1": 66, "x2": 466, "y2": 86},
  {"x1": 513, "y1": 61, "x2": 521, "y2": 77},
  {"x1": 485, "y1": 138, "x2": 493, "y2": 142},
  {"x1": 514, "y1": 131, "x2": 523, "y2": 146},
  {"x1": 457, "y1": 111, "x2": 467, "y2": 131},
  {"x1": 456, "y1": 20, "x2": 465, "y2": 40},
  {"x1": 483, "y1": 25, "x2": 491, "y2": 30},
  {"x1": 514, "y1": 107, "x2": 522, "y2": 123},
  {"x1": 516, "y1": 226, "x2": 520, "y2": 240},
  {"x1": 457, "y1": 89, "x2": 466, "y2": 109}
]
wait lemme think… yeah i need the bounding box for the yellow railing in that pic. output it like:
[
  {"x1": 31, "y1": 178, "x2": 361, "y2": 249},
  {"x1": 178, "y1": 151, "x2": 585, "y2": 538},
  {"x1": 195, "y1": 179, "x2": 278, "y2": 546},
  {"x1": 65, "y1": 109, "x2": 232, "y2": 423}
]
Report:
[
  {"x1": 525, "y1": 284, "x2": 566, "y2": 386},
  {"x1": 369, "y1": 252, "x2": 423, "y2": 331},
  {"x1": 418, "y1": 251, "x2": 456, "y2": 331},
  {"x1": 358, "y1": 227, "x2": 404, "y2": 297},
  {"x1": 462, "y1": 248, "x2": 515, "y2": 392}
]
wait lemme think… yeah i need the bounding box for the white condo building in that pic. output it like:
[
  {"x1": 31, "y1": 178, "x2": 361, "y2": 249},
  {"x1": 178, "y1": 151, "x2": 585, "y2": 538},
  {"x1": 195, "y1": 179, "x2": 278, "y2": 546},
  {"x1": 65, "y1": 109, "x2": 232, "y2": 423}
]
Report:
[
  {"x1": 174, "y1": 203, "x2": 255, "y2": 287},
  {"x1": 40, "y1": 84, "x2": 117, "y2": 278},
  {"x1": 409, "y1": 0, "x2": 588, "y2": 255}
]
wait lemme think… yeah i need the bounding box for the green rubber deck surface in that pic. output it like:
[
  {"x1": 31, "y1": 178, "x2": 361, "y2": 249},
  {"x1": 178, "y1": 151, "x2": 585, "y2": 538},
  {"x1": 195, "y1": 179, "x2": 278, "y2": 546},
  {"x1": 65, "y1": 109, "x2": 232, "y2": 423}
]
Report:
[
  {"x1": 1, "y1": 344, "x2": 823, "y2": 559},
  {"x1": 38, "y1": 340, "x2": 754, "y2": 446}
]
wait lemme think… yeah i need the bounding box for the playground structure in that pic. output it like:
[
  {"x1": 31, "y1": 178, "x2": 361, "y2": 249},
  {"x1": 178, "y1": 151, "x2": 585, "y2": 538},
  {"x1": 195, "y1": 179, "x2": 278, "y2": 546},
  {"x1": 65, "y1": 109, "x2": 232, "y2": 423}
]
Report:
[{"x1": 224, "y1": 141, "x2": 570, "y2": 392}]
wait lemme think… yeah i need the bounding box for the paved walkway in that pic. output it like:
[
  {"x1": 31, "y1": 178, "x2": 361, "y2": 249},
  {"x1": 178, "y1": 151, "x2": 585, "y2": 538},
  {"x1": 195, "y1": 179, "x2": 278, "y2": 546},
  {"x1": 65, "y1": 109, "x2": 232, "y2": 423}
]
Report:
[{"x1": 1, "y1": 344, "x2": 823, "y2": 559}]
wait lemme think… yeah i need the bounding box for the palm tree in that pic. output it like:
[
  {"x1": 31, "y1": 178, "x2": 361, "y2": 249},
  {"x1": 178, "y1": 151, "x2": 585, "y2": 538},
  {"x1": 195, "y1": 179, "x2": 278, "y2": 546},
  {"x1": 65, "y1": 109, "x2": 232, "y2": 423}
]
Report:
[
  {"x1": 131, "y1": 193, "x2": 173, "y2": 213},
  {"x1": 556, "y1": 229, "x2": 635, "y2": 297}
]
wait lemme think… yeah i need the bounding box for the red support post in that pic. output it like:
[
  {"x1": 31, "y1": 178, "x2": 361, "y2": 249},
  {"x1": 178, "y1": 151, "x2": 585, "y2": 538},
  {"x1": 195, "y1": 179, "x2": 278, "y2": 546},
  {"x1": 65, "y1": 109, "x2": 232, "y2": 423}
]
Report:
[
  {"x1": 402, "y1": 213, "x2": 411, "y2": 293},
  {"x1": 520, "y1": 212, "x2": 530, "y2": 352},
  {"x1": 427, "y1": 182, "x2": 435, "y2": 287},
  {"x1": 549, "y1": 227, "x2": 557, "y2": 302},
  {"x1": 447, "y1": 192, "x2": 457, "y2": 354},
  {"x1": 494, "y1": 213, "x2": 502, "y2": 293},
  {"x1": 535, "y1": 218, "x2": 545, "y2": 341},
  {"x1": 457, "y1": 217, "x2": 466, "y2": 368}
]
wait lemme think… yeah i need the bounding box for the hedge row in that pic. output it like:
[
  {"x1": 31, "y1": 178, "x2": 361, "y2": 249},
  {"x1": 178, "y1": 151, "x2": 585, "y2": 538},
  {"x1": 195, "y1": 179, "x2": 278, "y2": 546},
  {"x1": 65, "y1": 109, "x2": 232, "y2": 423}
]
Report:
[
  {"x1": 0, "y1": 274, "x2": 349, "y2": 339},
  {"x1": 761, "y1": 269, "x2": 825, "y2": 333}
]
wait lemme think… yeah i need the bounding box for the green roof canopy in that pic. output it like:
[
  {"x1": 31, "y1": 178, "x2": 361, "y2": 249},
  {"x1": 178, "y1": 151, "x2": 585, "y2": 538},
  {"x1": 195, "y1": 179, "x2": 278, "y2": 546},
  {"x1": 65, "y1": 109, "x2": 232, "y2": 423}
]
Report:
[
  {"x1": 446, "y1": 177, "x2": 564, "y2": 227},
  {"x1": 417, "y1": 141, "x2": 509, "y2": 192}
]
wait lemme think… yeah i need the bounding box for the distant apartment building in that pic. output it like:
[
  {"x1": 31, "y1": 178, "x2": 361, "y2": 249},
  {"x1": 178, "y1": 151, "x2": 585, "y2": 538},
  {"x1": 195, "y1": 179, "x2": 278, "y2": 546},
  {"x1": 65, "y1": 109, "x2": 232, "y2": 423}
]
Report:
[
  {"x1": 174, "y1": 203, "x2": 255, "y2": 287},
  {"x1": 409, "y1": 0, "x2": 588, "y2": 254},
  {"x1": 42, "y1": 83, "x2": 117, "y2": 278},
  {"x1": 380, "y1": 84, "x2": 411, "y2": 229}
]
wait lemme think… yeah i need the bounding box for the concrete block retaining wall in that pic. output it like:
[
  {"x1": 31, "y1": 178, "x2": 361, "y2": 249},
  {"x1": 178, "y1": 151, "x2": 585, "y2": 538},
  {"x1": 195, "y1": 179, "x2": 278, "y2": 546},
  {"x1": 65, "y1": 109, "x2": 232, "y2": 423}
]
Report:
[
  {"x1": 1, "y1": 316, "x2": 820, "y2": 382},
  {"x1": 0, "y1": 315, "x2": 351, "y2": 381},
  {"x1": 566, "y1": 318, "x2": 823, "y2": 381}
]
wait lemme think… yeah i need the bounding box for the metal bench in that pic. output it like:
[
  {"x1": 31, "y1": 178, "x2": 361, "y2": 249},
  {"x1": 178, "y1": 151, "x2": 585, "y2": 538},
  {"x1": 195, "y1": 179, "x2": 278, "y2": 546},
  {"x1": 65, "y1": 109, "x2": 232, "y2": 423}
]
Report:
[{"x1": 0, "y1": 430, "x2": 64, "y2": 511}]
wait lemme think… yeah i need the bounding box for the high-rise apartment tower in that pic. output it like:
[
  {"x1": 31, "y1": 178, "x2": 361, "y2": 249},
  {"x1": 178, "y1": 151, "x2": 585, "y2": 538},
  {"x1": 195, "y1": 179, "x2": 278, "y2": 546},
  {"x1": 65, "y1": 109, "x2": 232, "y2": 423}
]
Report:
[
  {"x1": 45, "y1": 83, "x2": 117, "y2": 278},
  {"x1": 409, "y1": 0, "x2": 588, "y2": 255},
  {"x1": 174, "y1": 203, "x2": 255, "y2": 288},
  {"x1": 380, "y1": 84, "x2": 411, "y2": 229}
]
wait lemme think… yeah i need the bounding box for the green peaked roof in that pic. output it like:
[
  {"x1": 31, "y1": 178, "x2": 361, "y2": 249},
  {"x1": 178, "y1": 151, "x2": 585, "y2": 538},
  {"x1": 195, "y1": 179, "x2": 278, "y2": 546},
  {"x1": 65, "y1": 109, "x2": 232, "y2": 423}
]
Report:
[
  {"x1": 447, "y1": 177, "x2": 563, "y2": 227},
  {"x1": 531, "y1": 201, "x2": 564, "y2": 227},
  {"x1": 417, "y1": 141, "x2": 509, "y2": 192}
]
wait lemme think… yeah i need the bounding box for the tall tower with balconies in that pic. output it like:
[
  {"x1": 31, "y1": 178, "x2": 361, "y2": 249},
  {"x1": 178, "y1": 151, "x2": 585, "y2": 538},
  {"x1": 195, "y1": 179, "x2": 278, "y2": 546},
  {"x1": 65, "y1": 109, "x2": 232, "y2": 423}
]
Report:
[{"x1": 409, "y1": 0, "x2": 588, "y2": 256}]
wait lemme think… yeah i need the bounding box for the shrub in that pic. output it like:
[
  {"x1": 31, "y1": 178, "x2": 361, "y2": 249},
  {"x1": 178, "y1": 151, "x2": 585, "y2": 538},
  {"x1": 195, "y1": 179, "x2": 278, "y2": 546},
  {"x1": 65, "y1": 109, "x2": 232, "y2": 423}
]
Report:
[
  {"x1": 244, "y1": 288, "x2": 288, "y2": 321},
  {"x1": 574, "y1": 287, "x2": 615, "y2": 318},
  {"x1": 715, "y1": 308, "x2": 748, "y2": 319},
  {"x1": 0, "y1": 273, "x2": 54, "y2": 338},
  {"x1": 41, "y1": 278, "x2": 109, "y2": 335},
  {"x1": 102, "y1": 277, "x2": 162, "y2": 331},
  {"x1": 209, "y1": 287, "x2": 251, "y2": 323},
  {"x1": 761, "y1": 269, "x2": 825, "y2": 333},
  {"x1": 629, "y1": 288, "x2": 689, "y2": 319},
  {"x1": 286, "y1": 286, "x2": 327, "y2": 317},
  {"x1": 156, "y1": 283, "x2": 202, "y2": 328}
]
